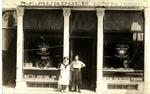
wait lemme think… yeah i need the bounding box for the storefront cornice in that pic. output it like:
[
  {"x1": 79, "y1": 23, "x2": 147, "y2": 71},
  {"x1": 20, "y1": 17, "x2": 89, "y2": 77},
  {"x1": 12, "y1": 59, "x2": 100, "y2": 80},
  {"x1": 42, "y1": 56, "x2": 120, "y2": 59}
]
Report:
[
  {"x1": 17, "y1": 0, "x2": 148, "y2": 8},
  {"x1": 3, "y1": 0, "x2": 150, "y2": 9},
  {"x1": 22, "y1": 7, "x2": 144, "y2": 11}
]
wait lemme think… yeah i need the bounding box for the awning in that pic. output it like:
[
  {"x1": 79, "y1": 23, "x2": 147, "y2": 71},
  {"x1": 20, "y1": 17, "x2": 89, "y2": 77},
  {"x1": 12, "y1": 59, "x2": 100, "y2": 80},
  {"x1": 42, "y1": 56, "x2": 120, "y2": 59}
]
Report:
[
  {"x1": 23, "y1": 10, "x2": 64, "y2": 31},
  {"x1": 23, "y1": 10, "x2": 144, "y2": 32},
  {"x1": 104, "y1": 11, "x2": 144, "y2": 31},
  {"x1": 70, "y1": 11, "x2": 97, "y2": 32}
]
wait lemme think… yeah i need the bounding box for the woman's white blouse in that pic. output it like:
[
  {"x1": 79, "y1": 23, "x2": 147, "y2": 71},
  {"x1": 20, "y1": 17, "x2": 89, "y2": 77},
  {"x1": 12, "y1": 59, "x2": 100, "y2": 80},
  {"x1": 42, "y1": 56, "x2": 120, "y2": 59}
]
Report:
[{"x1": 71, "y1": 60, "x2": 85, "y2": 69}]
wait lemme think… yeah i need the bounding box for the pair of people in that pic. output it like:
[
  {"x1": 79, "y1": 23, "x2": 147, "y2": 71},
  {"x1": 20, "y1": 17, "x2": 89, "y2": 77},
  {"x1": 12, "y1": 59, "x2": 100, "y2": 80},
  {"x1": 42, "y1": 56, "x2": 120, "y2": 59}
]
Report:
[{"x1": 58, "y1": 55, "x2": 86, "y2": 93}]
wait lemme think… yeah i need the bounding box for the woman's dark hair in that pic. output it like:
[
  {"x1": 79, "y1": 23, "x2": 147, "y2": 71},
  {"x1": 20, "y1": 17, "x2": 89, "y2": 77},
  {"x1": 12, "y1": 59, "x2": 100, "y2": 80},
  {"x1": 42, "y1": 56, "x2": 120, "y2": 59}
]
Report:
[{"x1": 63, "y1": 57, "x2": 69, "y2": 60}]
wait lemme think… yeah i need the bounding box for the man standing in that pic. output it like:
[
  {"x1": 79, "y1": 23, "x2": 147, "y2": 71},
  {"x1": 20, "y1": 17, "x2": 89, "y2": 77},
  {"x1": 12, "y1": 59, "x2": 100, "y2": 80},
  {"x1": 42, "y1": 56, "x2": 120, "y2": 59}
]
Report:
[{"x1": 71, "y1": 55, "x2": 86, "y2": 93}]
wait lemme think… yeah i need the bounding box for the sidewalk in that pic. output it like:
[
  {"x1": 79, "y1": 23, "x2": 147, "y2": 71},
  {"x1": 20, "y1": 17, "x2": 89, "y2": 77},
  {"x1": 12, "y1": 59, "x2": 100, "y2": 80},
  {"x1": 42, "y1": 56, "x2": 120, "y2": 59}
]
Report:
[{"x1": 2, "y1": 85, "x2": 96, "y2": 94}]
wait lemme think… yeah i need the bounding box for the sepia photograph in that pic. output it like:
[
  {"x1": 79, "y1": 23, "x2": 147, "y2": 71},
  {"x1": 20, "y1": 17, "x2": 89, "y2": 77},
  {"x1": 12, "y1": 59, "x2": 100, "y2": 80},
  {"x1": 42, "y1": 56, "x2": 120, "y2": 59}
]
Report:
[{"x1": 1, "y1": 0, "x2": 150, "y2": 94}]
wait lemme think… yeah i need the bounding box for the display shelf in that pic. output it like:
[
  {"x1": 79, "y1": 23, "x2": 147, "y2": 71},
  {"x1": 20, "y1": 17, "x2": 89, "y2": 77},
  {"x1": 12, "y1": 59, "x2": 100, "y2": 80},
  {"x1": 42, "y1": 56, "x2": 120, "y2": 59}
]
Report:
[
  {"x1": 25, "y1": 79, "x2": 58, "y2": 83},
  {"x1": 102, "y1": 69, "x2": 143, "y2": 73},
  {"x1": 104, "y1": 56, "x2": 113, "y2": 58},
  {"x1": 23, "y1": 67, "x2": 60, "y2": 71},
  {"x1": 23, "y1": 66, "x2": 60, "y2": 88},
  {"x1": 102, "y1": 68, "x2": 144, "y2": 83}
]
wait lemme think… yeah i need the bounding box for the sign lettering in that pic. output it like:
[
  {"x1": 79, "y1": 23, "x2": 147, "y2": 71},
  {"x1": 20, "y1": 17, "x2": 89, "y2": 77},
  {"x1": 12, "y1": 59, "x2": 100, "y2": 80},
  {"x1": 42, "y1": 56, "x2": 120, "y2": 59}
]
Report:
[{"x1": 18, "y1": 0, "x2": 146, "y2": 7}]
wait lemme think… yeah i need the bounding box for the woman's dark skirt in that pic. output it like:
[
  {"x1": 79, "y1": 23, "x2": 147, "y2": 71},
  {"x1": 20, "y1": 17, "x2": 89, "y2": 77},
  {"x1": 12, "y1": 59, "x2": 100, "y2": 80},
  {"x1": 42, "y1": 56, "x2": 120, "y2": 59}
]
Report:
[{"x1": 72, "y1": 68, "x2": 82, "y2": 86}]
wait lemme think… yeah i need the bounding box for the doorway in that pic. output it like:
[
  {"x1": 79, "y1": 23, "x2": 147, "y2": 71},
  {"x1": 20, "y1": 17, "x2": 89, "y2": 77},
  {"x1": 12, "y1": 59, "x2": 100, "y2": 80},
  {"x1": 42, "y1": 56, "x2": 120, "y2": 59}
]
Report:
[
  {"x1": 70, "y1": 38, "x2": 96, "y2": 91},
  {"x1": 69, "y1": 10, "x2": 97, "y2": 91}
]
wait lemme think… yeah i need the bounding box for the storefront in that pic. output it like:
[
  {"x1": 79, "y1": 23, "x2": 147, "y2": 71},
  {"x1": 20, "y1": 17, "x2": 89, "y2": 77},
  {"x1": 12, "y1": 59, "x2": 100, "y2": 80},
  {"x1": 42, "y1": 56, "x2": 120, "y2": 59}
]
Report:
[{"x1": 2, "y1": 0, "x2": 150, "y2": 94}]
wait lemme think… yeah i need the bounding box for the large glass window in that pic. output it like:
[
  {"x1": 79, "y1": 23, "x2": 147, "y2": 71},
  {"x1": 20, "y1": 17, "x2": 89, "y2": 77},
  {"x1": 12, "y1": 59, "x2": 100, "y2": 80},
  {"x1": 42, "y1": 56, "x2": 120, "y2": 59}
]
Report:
[
  {"x1": 103, "y1": 10, "x2": 144, "y2": 84},
  {"x1": 23, "y1": 10, "x2": 63, "y2": 88}
]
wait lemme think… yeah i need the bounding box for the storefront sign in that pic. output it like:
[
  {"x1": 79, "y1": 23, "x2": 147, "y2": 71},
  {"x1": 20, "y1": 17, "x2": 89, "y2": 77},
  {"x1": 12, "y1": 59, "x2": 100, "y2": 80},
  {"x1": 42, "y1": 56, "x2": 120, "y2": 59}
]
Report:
[
  {"x1": 103, "y1": 77, "x2": 143, "y2": 82},
  {"x1": 18, "y1": 0, "x2": 146, "y2": 7}
]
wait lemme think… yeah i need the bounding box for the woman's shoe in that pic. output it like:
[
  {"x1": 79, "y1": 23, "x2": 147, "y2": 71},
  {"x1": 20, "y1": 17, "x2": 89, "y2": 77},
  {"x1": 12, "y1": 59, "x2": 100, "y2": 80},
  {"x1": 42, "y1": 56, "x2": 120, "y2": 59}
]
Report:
[{"x1": 61, "y1": 90, "x2": 64, "y2": 93}]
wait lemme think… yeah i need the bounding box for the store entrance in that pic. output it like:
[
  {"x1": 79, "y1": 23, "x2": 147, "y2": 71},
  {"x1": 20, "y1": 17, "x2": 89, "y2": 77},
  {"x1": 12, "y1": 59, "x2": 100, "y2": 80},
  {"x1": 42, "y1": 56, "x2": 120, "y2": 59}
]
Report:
[
  {"x1": 70, "y1": 38, "x2": 96, "y2": 91},
  {"x1": 69, "y1": 10, "x2": 97, "y2": 91}
]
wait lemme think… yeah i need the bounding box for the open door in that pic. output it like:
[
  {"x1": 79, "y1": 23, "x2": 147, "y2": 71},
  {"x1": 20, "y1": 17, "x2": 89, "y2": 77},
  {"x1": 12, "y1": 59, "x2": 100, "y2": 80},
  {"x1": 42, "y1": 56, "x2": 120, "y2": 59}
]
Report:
[{"x1": 70, "y1": 38, "x2": 96, "y2": 91}]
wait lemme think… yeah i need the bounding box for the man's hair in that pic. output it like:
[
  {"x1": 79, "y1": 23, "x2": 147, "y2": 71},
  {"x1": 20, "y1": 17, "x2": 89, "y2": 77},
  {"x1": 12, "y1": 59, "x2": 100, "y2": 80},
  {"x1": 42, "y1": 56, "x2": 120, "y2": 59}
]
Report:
[{"x1": 75, "y1": 55, "x2": 79, "y2": 57}]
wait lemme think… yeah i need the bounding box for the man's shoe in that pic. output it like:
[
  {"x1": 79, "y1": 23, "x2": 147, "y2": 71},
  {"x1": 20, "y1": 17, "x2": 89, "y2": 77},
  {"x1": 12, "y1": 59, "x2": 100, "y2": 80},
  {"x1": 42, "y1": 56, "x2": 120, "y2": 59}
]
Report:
[
  {"x1": 78, "y1": 91, "x2": 81, "y2": 93},
  {"x1": 70, "y1": 90, "x2": 75, "y2": 92}
]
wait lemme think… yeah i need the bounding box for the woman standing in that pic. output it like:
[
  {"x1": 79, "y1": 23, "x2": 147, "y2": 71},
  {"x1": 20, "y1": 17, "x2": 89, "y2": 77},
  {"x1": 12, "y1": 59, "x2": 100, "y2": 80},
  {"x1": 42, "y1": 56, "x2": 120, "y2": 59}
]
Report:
[
  {"x1": 71, "y1": 55, "x2": 86, "y2": 93},
  {"x1": 58, "y1": 57, "x2": 70, "y2": 92}
]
